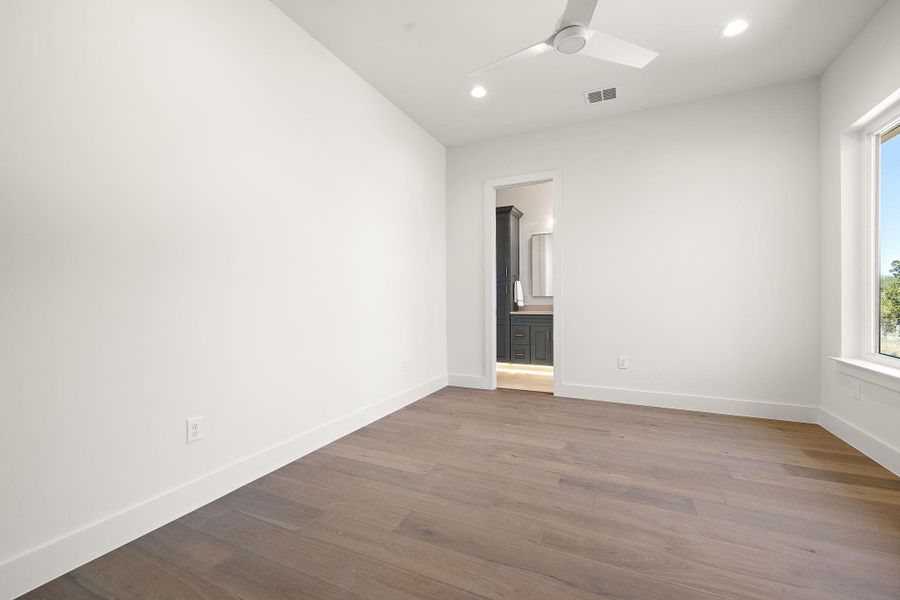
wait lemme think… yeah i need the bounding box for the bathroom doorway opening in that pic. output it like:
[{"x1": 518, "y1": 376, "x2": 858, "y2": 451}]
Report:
[{"x1": 483, "y1": 171, "x2": 561, "y2": 394}]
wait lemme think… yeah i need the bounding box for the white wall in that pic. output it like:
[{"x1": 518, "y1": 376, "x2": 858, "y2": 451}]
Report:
[
  {"x1": 448, "y1": 80, "x2": 821, "y2": 419},
  {"x1": 496, "y1": 182, "x2": 554, "y2": 307},
  {"x1": 0, "y1": 0, "x2": 446, "y2": 596},
  {"x1": 819, "y1": 0, "x2": 900, "y2": 475}
]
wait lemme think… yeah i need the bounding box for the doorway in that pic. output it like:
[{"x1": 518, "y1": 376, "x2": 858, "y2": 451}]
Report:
[{"x1": 483, "y1": 171, "x2": 562, "y2": 394}]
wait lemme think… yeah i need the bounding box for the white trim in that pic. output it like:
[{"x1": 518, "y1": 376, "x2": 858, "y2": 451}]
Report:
[
  {"x1": 863, "y1": 352, "x2": 900, "y2": 369},
  {"x1": 447, "y1": 373, "x2": 818, "y2": 423},
  {"x1": 818, "y1": 408, "x2": 900, "y2": 476},
  {"x1": 864, "y1": 125, "x2": 880, "y2": 356},
  {"x1": 483, "y1": 170, "x2": 563, "y2": 393},
  {"x1": 482, "y1": 178, "x2": 497, "y2": 391},
  {"x1": 556, "y1": 382, "x2": 819, "y2": 423},
  {"x1": 0, "y1": 375, "x2": 448, "y2": 600},
  {"x1": 831, "y1": 356, "x2": 900, "y2": 394},
  {"x1": 857, "y1": 96, "x2": 900, "y2": 360},
  {"x1": 550, "y1": 174, "x2": 563, "y2": 394},
  {"x1": 447, "y1": 373, "x2": 493, "y2": 389},
  {"x1": 852, "y1": 87, "x2": 900, "y2": 129}
]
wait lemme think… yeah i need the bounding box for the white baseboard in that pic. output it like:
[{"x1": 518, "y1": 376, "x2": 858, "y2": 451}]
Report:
[
  {"x1": 818, "y1": 408, "x2": 900, "y2": 476},
  {"x1": 447, "y1": 373, "x2": 493, "y2": 389},
  {"x1": 556, "y1": 382, "x2": 819, "y2": 423},
  {"x1": 0, "y1": 374, "x2": 448, "y2": 600},
  {"x1": 446, "y1": 372, "x2": 818, "y2": 423}
]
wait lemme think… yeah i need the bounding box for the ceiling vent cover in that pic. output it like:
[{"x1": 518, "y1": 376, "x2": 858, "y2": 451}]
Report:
[{"x1": 585, "y1": 87, "x2": 617, "y2": 104}]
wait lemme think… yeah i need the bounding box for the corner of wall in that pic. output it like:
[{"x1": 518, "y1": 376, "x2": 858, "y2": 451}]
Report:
[
  {"x1": 818, "y1": 407, "x2": 900, "y2": 475},
  {"x1": 0, "y1": 375, "x2": 448, "y2": 599}
]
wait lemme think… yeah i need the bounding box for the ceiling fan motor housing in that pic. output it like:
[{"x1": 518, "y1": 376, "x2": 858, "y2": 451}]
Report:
[{"x1": 553, "y1": 25, "x2": 589, "y2": 54}]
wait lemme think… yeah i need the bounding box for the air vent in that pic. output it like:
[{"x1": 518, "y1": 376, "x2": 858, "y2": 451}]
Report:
[{"x1": 585, "y1": 87, "x2": 617, "y2": 104}]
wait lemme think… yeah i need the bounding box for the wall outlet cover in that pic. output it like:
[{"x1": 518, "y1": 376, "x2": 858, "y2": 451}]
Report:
[
  {"x1": 618, "y1": 356, "x2": 629, "y2": 369},
  {"x1": 186, "y1": 417, "x2": 203, "y2": 443}
]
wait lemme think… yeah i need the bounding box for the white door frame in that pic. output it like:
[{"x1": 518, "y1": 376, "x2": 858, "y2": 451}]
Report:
[{"x1": 483, "y1": 170, "x2": 563, "y2": 392}]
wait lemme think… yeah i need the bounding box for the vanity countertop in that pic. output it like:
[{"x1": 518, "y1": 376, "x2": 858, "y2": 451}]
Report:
[{"x1": 511, "y1": 310, "x2": 553, "y2": 316}]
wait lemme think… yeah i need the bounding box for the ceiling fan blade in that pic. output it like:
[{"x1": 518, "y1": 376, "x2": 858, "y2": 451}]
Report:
[
  {"x1": 581, "y1": 32, "x2": 658, "y2": 68},
  {"x1": 467, "y1": 39, "x2": 552, "y2": 78},
  {"x1": 557, "y1": 0, "x2": 599, "y2": 28}
]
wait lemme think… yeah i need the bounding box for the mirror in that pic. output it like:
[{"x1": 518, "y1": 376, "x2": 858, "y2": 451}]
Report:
[{"x1": 531, "y1": 233, "x2": 553, "y2": 297}]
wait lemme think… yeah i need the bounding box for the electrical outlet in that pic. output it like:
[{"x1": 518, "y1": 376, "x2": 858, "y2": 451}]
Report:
[
  {"x1": 618, "y1": 356, "x2": 629, "y2": 370},
  {"x1": 850, "y1": 381, "x2": 860, "y2": 401},
  {"x1": 186, "y1": 416, "x2": 203, "y2": 443},
  {"x1": 403, "y1": 358, "x2": 409, "y2": 372}
]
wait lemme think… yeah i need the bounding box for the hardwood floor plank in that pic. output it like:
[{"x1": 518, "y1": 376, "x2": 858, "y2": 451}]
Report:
[
  {"x1": 318, "y1": 441, "x2": 437, "y2": 474},
  {"x1": 130, "y1": 520, "x2": 238, "y2": 575},
  {"x1": 559, "y1": 473, "x2": 700, "y2": 515},
  {"x1": 248, "y1": 472, "x2": 411, "y2": 530},
  {"x1": 276, "y1": 461, "x2": 547, "y2": 542},
  {"x1": 476, "y1": 564, "x2": 615, "y2": 600},
  {"x1": 15, "y1": 575, "x2": 107, "y2": 600},
  {"x1": 68, "y1": 545, "x2": 240, "y2": 600},
  {"x1": 718, "y1": 487, "x2": 900, "y2": 535},
  {"x1": 564, "y1": 435, "x2": 897, "y2": 480},
  {"x1": 778, "y1": 463, "x2": 900, "y2": 490},
  {"x1": 727, "y1": 465, "x2": 900, "y2": 505},
  {"x1": 802, "y1": 448, "x2": 885, "y2": 465},
  {"x1": 290, "y1": 454, "x2": 500, "y2": 507},
  {"x1": 394, "y1": 511, "x2": 727, "y2": 600},
  {"x1": 188, "y1": 508, "x2": 487, "y2": 600},
  {"x1": 204, "y1": 549, "x2": 364, "y2": 600},
  {"x1": 498, "y1": 487, "x2": 900, "y2": 584},
  {"x1": 297, "y1": 512, "x2": 496, "y2": 598},
  {"x1": 539, "y1": 524, "x2": 862, "y2": 600},
  {"x1": 693, "y1": 497, "x2": 900, "y2": 556},
  {"x1": 215, "y1": 484, "x2": 323, "y2": 531}
]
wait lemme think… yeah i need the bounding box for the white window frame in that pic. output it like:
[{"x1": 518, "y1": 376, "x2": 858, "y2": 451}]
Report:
[{"x1": 863, "y1": 106, "x2": 900, "y2": 367}]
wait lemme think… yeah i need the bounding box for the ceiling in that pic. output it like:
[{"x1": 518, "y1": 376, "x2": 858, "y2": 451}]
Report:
[{"x1": 271, "y1": 0, "x2": 886, "y2": 146}]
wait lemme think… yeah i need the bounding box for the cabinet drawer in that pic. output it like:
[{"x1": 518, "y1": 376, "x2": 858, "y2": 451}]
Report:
[
  {"x1": 510, "y1": 325, "x2": 530, "y2": 344},
  {"x1": 510, "y1": 314, "x2": 552, "y2": 327},
  {"x1": 510, "y1": 344, "x2": 531, "y2": 364}
]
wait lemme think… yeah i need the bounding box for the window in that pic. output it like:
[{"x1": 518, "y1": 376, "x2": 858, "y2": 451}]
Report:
[{"x1": 878, "y1": 123, "x2": 900, "y2": 359}]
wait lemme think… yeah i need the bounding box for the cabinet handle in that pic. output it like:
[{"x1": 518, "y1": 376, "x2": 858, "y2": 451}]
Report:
[
  {"x1": 515, "y1": 332, "x2": 525, "y2": 337},
  {"x1": 505, "y1": 267, "x2": 508, "y2": 277},
  {"x1": 515, "y1": 352, "x2": 525, "y2": 358},
  {"x1": 505, "y1": 286, "x2": 509, "y2": 295}
]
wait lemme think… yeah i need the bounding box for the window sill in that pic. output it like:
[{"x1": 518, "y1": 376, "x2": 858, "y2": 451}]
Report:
[{"x1": 831, "y1": 357, "x2": 900, "y2": 394}]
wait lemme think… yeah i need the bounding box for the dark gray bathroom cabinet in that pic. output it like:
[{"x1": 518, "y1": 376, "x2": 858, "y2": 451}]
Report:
[
  {"x1": 510, "y1": 313, "x2": 553, "y2": 366},
  {"x1": 496, "y1": 206, "x2": 521, "y2": 362}
]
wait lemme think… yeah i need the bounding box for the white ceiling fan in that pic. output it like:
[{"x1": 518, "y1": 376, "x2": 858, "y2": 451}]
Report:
[{"x1": 469, "y1": 0, "x2": 658, "y2": 77}]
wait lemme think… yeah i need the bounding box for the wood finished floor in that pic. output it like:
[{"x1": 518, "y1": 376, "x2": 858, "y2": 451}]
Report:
[
  {"x1": 496, "y1": 363, "x2": 554, "y2": 394},
  {"x1": 21, "y1": 387, "x2": 900, "y2": 600}
]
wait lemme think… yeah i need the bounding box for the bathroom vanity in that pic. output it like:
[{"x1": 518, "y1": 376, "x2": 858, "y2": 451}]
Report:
[{"x1": 510, "y1": 312, "x2": 553, "y2": 366}]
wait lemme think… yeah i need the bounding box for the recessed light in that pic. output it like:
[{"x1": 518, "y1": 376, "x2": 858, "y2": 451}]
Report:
[
  {"x1": 470, "y1": 85, "x2": 487, "y2": 99},
  {"x1": 722, "y1": 18, "x2": 749, "y2": 37}
]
